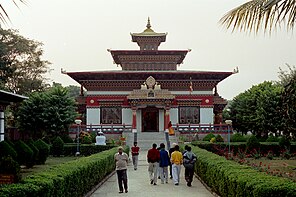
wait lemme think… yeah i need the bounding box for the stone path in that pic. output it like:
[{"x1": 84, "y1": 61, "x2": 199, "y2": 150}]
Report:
[{"x1": 90, "y1": 151, "x2": 214, "y2": 197}]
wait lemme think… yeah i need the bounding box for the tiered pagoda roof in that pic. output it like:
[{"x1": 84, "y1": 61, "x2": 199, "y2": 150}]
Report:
[
  {"x1": 65, "y1": 70, "x2": 233, "y2": 91},
  {"x1": 108, "y1": 18, "x2": 190, "y2": 71},
  {"x1": 64, "y1": 19, "x2": 235, "y2": 92}
]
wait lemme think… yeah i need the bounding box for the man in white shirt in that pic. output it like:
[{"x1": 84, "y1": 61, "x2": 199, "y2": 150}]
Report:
[{"x1": 114, "y1": 146, "x2": 129, "y2": 193}]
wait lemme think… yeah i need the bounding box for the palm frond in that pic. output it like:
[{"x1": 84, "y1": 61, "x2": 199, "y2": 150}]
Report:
[
  {"x1": 220, "y1": 0, "x2": 296, "y2": 33},
  {"x1": 0, "y1": 0, "x2": 27, "y2": 25}
]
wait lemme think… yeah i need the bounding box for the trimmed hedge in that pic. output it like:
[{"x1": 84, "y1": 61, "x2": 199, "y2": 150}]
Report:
[
  {"x1": 192, "y1": 141, "x2": 296, "y2": 156},
  {"x1": 203, "y1": 133, "x2": 215, "y2": 142},
  {"x1": 26, "y1": 141, "x2": 39, "y2": 166},
  {"x1": 0, "y1": 146, "x2": 129, "y2": 197},
  {"x1": 49, "y1": 144, "x2": 116, "y2": 156},
  {"x1": 0, "y1": 156, "x2": 21, "y2": 183},
  {"x1": 14, "y1": 140, "x2": 33, "y2": 168},
  {"x1": 192, "y1": 146, "x2": 296, "y2": 197},
  {"x1": 34, "y1": 139, "x2": 50, "y2": 164},
  {"x1": 230, "y1": 133, "x2": 246, "y2": 142},
  {"x1": 0, "y1": 141, "x2": 17, "y2": 160},
  {"x1": 52, "y1": 136, "x2": 64, "y2": 157}
]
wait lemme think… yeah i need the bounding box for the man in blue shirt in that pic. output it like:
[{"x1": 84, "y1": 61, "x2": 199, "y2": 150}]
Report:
[{"x1": 159, "y1": 143, "x2": 170, "y2": 184}]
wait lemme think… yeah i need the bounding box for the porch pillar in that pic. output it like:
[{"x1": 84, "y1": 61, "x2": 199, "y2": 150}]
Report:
[
  {"x1": 132, "y1": 108, "x2": 137, "y2": 143},
  {"x1": 164, "y1": 108, "x2": 170, "y2": 130},
  {"x1": 0, "y1": 105, "x2": 6, "y2": 142},
  {"x1": 132, "y1": 109, "x2": 137, "y2": 133}
]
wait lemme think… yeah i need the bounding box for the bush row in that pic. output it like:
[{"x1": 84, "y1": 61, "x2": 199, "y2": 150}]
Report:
[
  {"x1": 49, "y1": 144, "x2": 117, "y2": 156},
  {"x1": 0, "y1": 146, "x2": 129, "y2": 197},
  {"x1": 191, "y1": 146, "x2": 296, "y2": 197},
  {"x1": 192, "y1": 141, "x2": 296, "y2": 156}
]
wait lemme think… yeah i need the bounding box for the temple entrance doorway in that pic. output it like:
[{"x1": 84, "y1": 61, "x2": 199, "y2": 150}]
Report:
[{"x1": 142, "y1": 107, "x2": 159, "y2": 132}]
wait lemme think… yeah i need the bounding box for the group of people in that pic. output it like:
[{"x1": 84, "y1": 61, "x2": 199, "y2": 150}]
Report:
[
  {"x1": 114, "y1": 142, "x2": 197, "y2": 193},
  {"x1": 147, "y1": 143, "x2": 197, "y2": 187}
]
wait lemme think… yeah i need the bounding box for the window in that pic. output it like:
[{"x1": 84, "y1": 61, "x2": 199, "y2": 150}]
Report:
[
  {"x1": 179, "y1": 107, "x2": 200, "y2": 124},
  {"x1": 101, "y1": 107, "x2": 122, "y2": 124}
]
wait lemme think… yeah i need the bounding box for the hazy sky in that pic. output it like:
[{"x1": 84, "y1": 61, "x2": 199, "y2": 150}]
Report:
[{"x1": 2, "y1": 0, "x2": 296, "y2": 100}]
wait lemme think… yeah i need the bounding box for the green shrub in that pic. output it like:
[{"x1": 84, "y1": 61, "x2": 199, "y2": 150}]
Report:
[
  {"x1": 266, "y1": 135, "x2": 279, "y2": 142},
  {"x1": 203, "y1": 133, "x2": 215, "y2": 142},
  {"x1": 0, "y1": 156, "x2": 21, "y2": 183},
  {"x1": 52, "y1": 136, "x2": 65, "y2": 157},
  {"x1": 90, "y1": 132, "x2": 97, "y2": 143},
  {"x1": 0, "y1": 146, "x2": 129, "y2": 197},
  {"x1": 60, "y1": 134, "x2": 73, "y2": 143},
  {"x1": 0, "y1": 141, "x2": 17, "y2": 160},
  {"x1": 81, "y1": 136, "x2": 92, "y2": 144},
  {"x1": 191, "y1": 146, "x2": 296, "y2": 197},
  {"x1": 246, "y1": 135, "x2": 260, "y2": 152},
  {"x1": 279, "y1": 136, "x2": 291, "y2": 149},
  {"x1": 215, "y1": 134, "x2": 224, "y2": 142},
  {"x1": 14, "y1": 140, "x2": 34, "y2": 168},
  {"x1": 26, "y1": 141, "x2": 39, "y2": 165},
  {"x1": 34, "y1": 139, "x2": 50, "y2": 164},
  {"x1": 230, "y1": 133, "x2": 246, "y2": 142},
  {"x1": 5, "y1": 139, "x2": 15, "y2": 149}
]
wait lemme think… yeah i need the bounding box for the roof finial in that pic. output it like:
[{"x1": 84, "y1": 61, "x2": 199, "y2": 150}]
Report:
[{"x1": 146, "y1": 17, "x2": 151, "y2": 29}]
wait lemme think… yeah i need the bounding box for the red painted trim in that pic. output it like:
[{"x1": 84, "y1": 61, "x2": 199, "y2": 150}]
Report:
[{"x1": 179, "y1": 132, "x2": 232, "y2": 134}]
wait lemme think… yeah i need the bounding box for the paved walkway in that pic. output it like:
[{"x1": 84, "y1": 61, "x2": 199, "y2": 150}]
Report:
[{"x1": 90, "y1": 151, "x2": 214, "y2": 197}]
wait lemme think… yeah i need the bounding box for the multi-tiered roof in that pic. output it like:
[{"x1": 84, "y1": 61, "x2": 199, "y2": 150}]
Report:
[
  {"x1": 109, "y1": 18, "x2": 189, "y2": 71},
  {"x1": 64, "y1": 19, "x2": 234, "y2": 92}
]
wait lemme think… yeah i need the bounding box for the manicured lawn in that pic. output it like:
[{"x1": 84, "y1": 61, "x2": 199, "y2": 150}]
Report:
[
  {"x1": 244, "y1": 158, "x2": 296, "y2": 181},
  {"x1": 21, "y1": 156, "x2": 79, "y2": 178}
]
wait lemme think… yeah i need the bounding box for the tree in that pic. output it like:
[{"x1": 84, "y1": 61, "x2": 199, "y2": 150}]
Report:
[
  {"x1": 220, "y1": 0, "x2": 296, "y2": 33},
  {"x1": 16, "y1": 86, "x2": 77, "y2": 139},
  {"x1": 278, "y1": 65, "x2": 296, "y2": 138},
  {"x1": 0, "y1": 0, "x2": 26, "y2": 25},
  {"x1": 0, "y1": 28, "x2": 51, "y2": 95},
  {"x1": 229, "y1": 81, "x2": 283, "y2": 137}
]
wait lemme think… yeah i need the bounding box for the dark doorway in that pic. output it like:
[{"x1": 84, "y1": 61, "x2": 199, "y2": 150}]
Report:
[{"x1": 142, "y1": 107, "x2": 159, "y2": 132}]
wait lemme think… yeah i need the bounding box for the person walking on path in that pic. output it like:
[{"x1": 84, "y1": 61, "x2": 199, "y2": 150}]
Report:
[
  {"x1": 114, "y1": 146, "x2": 129, "y2": 193},
  {"x1": 171, "y1": 145, "x2": 183, "y2": 185},
  {"x1": 147, "y1": 143, "x2": 160, "y2": 185},
  {"x1": 159, "y1": 143, "x2": 170, "y2": 184},
  {"x1": 183, "y1": 146, "x2": 197, "y2": 187},
  {"x1": 169, "y1": 143, "x2": 176, "y2": 179},
  {"x1": 131, "y1": 142, "x2": 140, "y2": 170}
]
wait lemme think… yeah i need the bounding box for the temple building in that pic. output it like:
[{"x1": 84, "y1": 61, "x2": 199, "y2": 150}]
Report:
[{"x1": 64, "y1": 19, "x2": 234, "y2": 133}]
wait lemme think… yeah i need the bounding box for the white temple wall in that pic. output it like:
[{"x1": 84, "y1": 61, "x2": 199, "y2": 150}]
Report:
[
  {"x1": 170, "y1": 108, "x2": 179, "y2": 125},
  {"x1": 136, "y1": 109, "x2": 142, "y2": 132},
  {"x1": 159, "y1": 109, "x2": 164, "y2": 132},
  {"x1": 87, "y1": 108, "x2": 100, "y2": 125},
  {"x1": 200, "y1": 108, "x2": 213, "y2": 124},
  {"x1": 122, "y1": 108, "x2": 132, "y2": 125}
]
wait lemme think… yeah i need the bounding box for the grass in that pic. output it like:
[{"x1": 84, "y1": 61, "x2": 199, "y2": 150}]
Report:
[{"x1": 21, "y1": 156, "x2": 79, "y2": 178}]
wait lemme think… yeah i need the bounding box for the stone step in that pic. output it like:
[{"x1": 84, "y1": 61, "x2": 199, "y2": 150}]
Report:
[{"x1": 125, "y1": 132, "x2": 178, "y2": 150}]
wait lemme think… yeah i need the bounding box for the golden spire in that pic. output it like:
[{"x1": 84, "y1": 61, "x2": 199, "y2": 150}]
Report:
[{"x1": 146, "y1": 17, "x2": 151, "y2": 29}]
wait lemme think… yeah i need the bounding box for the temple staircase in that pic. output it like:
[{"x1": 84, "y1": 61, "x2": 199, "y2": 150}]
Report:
[{"x1": 125, "y1": 131, "x2": 178, "y2": 151}]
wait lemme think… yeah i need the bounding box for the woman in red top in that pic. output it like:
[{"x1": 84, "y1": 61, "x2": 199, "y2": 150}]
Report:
[{"x1": 131, "y1": 142, "x2": 140, "y2": 170}]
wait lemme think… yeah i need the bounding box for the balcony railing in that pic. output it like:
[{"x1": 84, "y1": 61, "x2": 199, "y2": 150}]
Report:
[
  {"x1": 69, "y1": 123, "x2": 232, "y2": 134},
  {"x1": 69, "y1": 124, "x2": 132, "y2": 134},
  {"x1": 173, "y1": 123, "x2": 233, "y2": 133}
]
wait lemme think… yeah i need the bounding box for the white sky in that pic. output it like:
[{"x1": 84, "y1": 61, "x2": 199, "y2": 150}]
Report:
[{"x1": 2, "y1": 0, "x2": 296, "y2": 100}]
